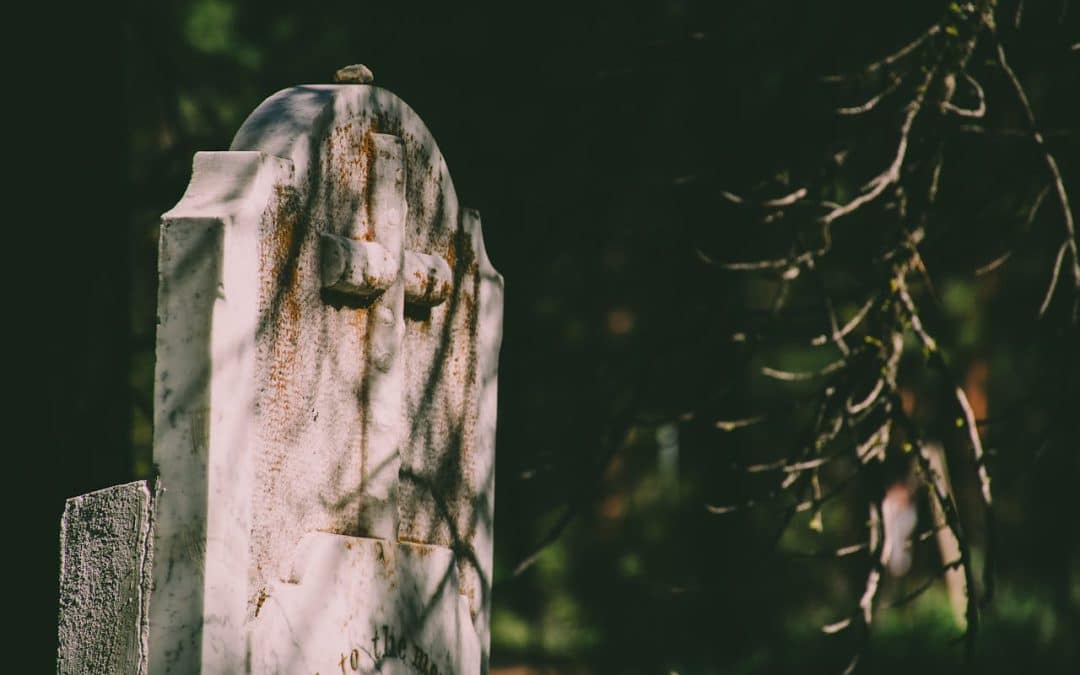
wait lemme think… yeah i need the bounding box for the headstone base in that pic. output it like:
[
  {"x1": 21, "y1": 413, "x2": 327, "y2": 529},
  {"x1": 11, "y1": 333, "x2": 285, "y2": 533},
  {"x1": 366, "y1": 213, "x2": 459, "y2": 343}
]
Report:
[{"x1": 252, "y1": 533, "x2": 480, "y2": 675}]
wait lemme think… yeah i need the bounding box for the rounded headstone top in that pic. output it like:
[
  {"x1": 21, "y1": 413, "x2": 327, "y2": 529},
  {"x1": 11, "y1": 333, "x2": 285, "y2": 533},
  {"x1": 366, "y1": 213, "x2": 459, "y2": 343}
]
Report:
[{"x1": 333, "y1": 64, "x2": 374, "y2": 84}]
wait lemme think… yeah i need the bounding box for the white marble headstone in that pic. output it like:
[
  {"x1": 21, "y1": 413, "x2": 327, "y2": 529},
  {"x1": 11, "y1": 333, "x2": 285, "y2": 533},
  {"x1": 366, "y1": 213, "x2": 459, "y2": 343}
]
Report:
[{"x1": 149, "y1": 80, "x2": 502, "y2": 674}]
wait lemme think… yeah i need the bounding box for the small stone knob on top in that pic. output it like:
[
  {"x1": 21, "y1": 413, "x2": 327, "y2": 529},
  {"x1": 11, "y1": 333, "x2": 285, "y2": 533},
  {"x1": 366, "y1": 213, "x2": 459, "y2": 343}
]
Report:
[{"x1": 334, "y1": 64, "x2": 374, "y2": 84}]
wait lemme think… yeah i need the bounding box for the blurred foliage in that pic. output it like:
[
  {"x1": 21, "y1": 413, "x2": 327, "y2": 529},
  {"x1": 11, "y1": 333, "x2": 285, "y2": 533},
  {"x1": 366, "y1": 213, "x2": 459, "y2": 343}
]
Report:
[{"x1": 32, "y1": 0, "x2": 1080, "y2": 672}]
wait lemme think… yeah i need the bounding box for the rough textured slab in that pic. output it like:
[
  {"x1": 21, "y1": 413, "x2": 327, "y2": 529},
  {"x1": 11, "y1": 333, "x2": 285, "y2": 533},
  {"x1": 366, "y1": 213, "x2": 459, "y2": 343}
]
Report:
[
  {"x1": 251, "y1": 533, "x2": 480, "y2": 674},
  {"x1": 57, "y1": 481, "x2": 155, "y2": 675}
]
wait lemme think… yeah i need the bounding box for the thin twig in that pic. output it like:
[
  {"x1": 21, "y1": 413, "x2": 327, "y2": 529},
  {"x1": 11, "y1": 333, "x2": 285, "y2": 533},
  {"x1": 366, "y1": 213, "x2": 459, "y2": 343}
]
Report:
[
  {"x1": 715, "y1": 415, "x2": 767, "y2": 432},
  {"x1": 942, "y1": 73, "x2": 987, "y2": 118},
  {"x1": 1039, "y1": 242, "x2": 1071, "y2": 315},
  {"x1": 711, "y1": 250, "x2": 816, "y2": 272},
  {"x1": 719, "y1": 187, "x2": 808, "y2": 207},
  {"x1": 837, "y1": 74, "x2": 905, "y2": 116},
  {"x1": 974, "y1": 250, "x2": 1012, "y2": 276},
  {"x1": 511, "y1": 506, "x2": 575, "y2": 577},
  {"x1": 957, "y1": 125, "x2": 1073, "y2": 138},
  {"x1": 762, "y1": 359, "x2": 845, "y2": 382},
  {"x1": 995, "y1": 41, "x2": 1079, "y2": 317},
  {"x1": 820, "y1": 66, "x2": 936, "y2": 227},
  {"x1": 784, "y1": 541, "x2": 868, "y2": 559},
  {"x1": 847, "y1": 378, "x2": 886, "y2": 416},
  {"x1": 821, "y1": 25, "x2": 940, "y2": 82},
  {"x1": 765, "y1": 187, "x2": 810, "y2": 207},
  {"x1": 928, "y1": 153, "x2": 944, "y2": 205},
  {"x1": 809, "y1": 264, "x2": 853, "y2": 356},
  {"x1": 886, "y1": 576, "x2": 937, "y2": 608},
  {"x1": 811, "y1": 295, "x2": 877, "y2": 348},
  {"x1": 974, "y1": 184, "x2": 1051, "y2": 276},
  {"x1": 510, "y1": 393, "x2": 641, "y2": 578},
  {"x1": 744, "y1": 456, "x2": 833, "y2": 474}
]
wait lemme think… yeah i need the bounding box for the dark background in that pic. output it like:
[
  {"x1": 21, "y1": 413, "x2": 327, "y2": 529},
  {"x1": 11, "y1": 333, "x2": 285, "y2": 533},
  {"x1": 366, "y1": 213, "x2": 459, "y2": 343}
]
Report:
[{"x1": 11, "y1": 1, "x2": 1077, "y2": 672}]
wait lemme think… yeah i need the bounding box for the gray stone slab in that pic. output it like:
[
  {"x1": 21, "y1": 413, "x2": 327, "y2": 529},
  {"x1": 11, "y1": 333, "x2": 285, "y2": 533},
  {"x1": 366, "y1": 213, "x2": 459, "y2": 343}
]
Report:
[{"x1": 57, "y1": 481, "x2": 155, "y2": 675}]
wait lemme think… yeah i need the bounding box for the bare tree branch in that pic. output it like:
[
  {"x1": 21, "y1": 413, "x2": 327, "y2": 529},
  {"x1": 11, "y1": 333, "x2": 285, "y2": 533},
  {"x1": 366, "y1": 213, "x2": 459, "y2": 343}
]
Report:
[
  {"x1": 762, "y1": 359, "x2": 846, "y2": 382},
  {"x1": 811, "y1": 295, "x2": 878, "y2": 348},
  {"x1": 994, "y1": 40, "x2": 1080, "y2": 318},
  {"x1": 821, "y1": 25, "x2": 941, "y2": 82},
  {"x1": 941, "y1": 73, "x2": 986, "y2": 118},
  {"x1": 820, "y1": 67, "x2": 935, "y2": 227},
  {"x1": 837, "y1": 74, "x2": 906, "y2": 116}
]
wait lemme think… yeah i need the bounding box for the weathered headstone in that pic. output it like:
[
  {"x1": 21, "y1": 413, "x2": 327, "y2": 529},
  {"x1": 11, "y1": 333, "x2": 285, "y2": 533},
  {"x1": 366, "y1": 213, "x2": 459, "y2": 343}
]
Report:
[{"x1": 58, "y1": 67, "x2": 504, "y2": 675}]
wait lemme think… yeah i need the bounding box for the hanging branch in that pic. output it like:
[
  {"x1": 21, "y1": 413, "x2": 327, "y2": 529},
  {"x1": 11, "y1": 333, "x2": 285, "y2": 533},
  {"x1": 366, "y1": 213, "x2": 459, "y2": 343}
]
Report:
[
  {"x1": 895, "y1": 267, "x2": 996, "y2": 603},
  {"x1": 893, "y1": 403, "x2": 981, "y2": 657},
  {"x1": 698, "y1": 2, "x2": 1047, "y2": 671}
]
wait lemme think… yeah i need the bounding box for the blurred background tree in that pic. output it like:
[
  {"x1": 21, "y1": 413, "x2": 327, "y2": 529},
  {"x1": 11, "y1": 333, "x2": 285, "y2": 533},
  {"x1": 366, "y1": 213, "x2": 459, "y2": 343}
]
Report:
[{"x1": 15, "y1": 0, "x2": 1076, "y2": 672}]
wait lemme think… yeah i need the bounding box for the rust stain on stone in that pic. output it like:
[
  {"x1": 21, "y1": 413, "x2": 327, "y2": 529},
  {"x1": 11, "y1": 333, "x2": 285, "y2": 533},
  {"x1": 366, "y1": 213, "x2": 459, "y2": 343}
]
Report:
[
  {"x1": 254, "y1": 589, "x2": 269, "y2": 617},
  {"x1": 264, "y1": 184, "x2": 304, "y2": 412},
  {"x1": 360, "y1": 128, "x2": 376, "y2": 240},
  {"x1": 256, "y1": 183, "x2": 305, "y2": 581},
  {"x1": 444, "y1": 236, "x2": 457, "y2": 276},
  {"x1": 358, "y1": 121, "x2": 381, "y2": 242},
  {"x1": 356, "y1": 321, "x2": 373, "y2": 510},
  {"x1": 397, "y1": 539, "x2": 438, "y2": 559}
]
